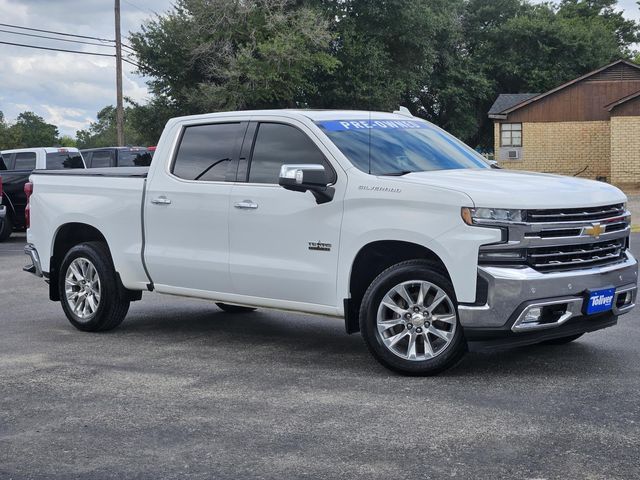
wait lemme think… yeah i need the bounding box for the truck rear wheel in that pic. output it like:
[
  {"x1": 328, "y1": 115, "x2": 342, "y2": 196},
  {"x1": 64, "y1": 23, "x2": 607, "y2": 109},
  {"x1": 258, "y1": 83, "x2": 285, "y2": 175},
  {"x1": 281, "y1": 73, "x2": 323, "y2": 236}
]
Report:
[
  {"x1": 0, "y1": 215, "x2": 12, "y2": 242},
  {"x1": 58, "y1": 241, "x2": 129, "y2": 332},
  {"x1": 359, "y1": 260, "x2": 466, "y2": 376}
]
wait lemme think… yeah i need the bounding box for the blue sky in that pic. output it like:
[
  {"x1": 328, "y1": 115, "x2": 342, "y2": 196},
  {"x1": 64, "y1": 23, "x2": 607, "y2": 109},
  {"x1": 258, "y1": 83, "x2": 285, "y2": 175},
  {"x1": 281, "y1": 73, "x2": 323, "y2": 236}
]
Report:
[{"x1": 0, "y1": 0, "x2": 638, "y2": 137}]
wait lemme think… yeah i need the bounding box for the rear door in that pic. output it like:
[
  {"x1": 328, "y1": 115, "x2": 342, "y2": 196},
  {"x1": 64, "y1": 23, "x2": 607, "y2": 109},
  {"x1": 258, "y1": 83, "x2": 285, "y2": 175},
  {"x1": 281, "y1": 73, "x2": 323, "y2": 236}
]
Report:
[{"x1": 143, "y1": 120, "x2": 247, "y2": 293}]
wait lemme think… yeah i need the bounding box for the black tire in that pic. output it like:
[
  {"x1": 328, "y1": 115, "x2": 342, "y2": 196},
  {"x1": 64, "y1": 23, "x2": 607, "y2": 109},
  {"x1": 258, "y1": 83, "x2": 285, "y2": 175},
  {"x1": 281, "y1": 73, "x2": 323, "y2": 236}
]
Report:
[
  {"x1": 0, "y1": 214, "x2": 12, "y2": 242},
  {"x1": 215, "y1": 302, "x2": 257, "y2": 313},
  {"x1": 58, "y1": 241, "x2": 130, "y2": 332},
  {"x1": 359, "y1": 260, "x2": 467, "y2": 376},
  {"x1": 541, "y1": 333, "x2": 584, "y2": 345}
]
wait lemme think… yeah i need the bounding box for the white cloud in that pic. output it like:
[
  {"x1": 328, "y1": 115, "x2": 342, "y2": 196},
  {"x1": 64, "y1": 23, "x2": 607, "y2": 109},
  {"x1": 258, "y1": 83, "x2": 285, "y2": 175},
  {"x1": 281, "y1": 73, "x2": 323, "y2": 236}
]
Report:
[{"x1": 0, "y1": 0, "x2": 173, "y2": 136}]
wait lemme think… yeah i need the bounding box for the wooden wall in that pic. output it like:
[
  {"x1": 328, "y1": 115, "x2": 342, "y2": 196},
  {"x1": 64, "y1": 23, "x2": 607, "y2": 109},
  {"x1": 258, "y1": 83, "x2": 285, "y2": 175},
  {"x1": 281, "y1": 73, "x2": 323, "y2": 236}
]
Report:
[
  {"x1": 506, "y1": 80, "x2": 640, "y2": 122},
  {"x1": 610, "y1": 95, "x2": 640, "y2": 117}
]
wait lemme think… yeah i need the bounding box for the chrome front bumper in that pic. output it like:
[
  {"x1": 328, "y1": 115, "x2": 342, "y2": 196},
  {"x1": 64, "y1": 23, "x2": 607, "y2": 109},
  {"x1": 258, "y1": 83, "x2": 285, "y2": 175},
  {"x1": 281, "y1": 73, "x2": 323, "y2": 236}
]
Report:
[
  {"x1": 459, "y1": 251, "x2": 638, "y2": 330},
  {"x1": 24, "y1": 243, "x2": 43, "y2": 277}
]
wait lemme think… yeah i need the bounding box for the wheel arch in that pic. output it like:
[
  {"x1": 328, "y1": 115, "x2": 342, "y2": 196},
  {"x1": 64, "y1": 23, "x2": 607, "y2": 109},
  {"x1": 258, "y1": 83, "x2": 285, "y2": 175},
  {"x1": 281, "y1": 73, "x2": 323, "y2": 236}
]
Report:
[
  {"x1": 49, "y1": 222, "x2": 141, "y2": 302},
  {"x1": 344, "y1": 240, "x2": 450, "y2": 334}
]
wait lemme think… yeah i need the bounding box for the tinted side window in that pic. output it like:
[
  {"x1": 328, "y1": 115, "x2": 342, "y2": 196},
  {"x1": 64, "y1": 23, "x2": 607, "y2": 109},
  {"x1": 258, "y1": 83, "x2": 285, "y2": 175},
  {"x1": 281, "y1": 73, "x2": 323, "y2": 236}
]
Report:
[
  {"x1": 46, "y1": 152, "x2": 84, "y2": 169},
  {"x1": 91, "y1": 151, "x2": 113, "y2": 168},
  {"x1": 0, "y1": 156, "x2": 7, "y2": 170},
  {"x1": 119, "y1": 149, "x2": 152, "y2": 167},
  {"x1": 248, "y1": 123, "x2": 334, "y2": 184},
  {"x1": 172, "y1": 123, "x2": 244, "y2": 181},
  {"x1": 14, "y1": 152, "x2": 37, "y2": 170},
  {"x1": 2, "y1": 153, "x2": 15, "y2": 170}
]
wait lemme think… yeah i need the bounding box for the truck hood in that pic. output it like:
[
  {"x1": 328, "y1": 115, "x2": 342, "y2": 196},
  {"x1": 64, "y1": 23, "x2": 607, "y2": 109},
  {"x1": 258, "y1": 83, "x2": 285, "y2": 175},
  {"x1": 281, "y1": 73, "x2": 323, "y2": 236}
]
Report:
[{"x1": 392, "y1": 169, "x2": 626, "y2": 209}]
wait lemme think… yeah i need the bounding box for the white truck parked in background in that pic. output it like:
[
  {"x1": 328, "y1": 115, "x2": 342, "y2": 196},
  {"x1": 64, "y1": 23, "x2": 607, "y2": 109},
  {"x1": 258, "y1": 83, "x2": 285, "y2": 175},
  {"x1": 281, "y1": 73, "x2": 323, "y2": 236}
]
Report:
[{"x1": 23, "y1": 110, "x2": 637, "y2": 375}]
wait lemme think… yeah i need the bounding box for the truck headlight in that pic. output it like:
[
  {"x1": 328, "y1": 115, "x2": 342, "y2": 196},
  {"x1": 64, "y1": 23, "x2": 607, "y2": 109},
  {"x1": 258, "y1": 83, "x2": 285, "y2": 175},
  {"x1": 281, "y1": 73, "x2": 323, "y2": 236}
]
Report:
[{"x1": 461, "y1": 207, "x2": 524, "y2": 225}]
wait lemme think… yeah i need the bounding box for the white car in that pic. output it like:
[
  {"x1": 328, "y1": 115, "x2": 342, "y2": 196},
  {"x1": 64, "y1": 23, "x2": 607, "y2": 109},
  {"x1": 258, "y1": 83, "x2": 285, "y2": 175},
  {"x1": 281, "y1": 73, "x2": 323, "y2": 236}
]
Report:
[
  {"x1": 23, "y1": 110, "x2": 637, "y2": 375},
  {"x1": 0, "y1": 147, "x2": 85, "y2": 170}
]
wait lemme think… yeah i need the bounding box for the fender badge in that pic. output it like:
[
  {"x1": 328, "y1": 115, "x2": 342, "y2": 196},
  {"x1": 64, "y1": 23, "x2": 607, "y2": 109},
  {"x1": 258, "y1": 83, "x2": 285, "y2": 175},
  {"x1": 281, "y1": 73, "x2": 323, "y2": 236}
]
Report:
[{"x1": 309, "y1": 241, "x2": 332, "y2": 252}]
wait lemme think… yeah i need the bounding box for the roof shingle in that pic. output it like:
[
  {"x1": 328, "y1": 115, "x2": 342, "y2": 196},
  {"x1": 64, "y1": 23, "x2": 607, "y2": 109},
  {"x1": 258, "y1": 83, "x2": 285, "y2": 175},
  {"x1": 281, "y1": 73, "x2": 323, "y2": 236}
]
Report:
[{"x1": 488, "y1": 93, "x2": 539, "y2": 116}]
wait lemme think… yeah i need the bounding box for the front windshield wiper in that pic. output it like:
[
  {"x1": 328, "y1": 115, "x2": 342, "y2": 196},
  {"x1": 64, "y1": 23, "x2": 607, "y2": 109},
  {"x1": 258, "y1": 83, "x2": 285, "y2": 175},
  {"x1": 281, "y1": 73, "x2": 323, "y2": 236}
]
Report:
[{"x1": 377, "y1": 170, "x2": 415, "y2": 176}]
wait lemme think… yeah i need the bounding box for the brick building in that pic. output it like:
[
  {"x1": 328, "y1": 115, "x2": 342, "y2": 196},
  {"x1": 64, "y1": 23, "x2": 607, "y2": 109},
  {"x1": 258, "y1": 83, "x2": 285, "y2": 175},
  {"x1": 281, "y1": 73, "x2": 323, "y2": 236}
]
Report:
[{"x1": 488, "y1": 59, "x2": 640, "y2": 188}]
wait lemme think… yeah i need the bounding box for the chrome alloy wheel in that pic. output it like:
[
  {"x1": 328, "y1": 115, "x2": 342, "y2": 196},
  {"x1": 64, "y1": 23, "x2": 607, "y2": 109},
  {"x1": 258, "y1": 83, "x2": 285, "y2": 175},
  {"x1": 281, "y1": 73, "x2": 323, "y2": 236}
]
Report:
[
  {"x1": 64, "y1": 257, "x2": 102, "y2": 320},
  {"x1": 376, "y1": 280, "x2": 457, "y2": 361}
]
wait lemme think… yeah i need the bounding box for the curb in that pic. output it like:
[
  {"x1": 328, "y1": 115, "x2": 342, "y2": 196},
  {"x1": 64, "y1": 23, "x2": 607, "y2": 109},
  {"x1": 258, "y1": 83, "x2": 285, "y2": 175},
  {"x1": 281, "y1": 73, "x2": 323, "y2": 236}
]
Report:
[{"x1": 632, "y1": 225, "x2": 640, "y2": 233}]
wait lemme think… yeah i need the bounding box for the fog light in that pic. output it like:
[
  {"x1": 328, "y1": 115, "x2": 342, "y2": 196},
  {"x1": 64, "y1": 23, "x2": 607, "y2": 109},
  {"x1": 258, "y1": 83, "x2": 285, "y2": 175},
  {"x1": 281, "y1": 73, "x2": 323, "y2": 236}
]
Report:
[
  {"x1": 522, "y1": 307, "x2": 542, "y2": 324},
  {"x1": 616, "y1": 292, "x2": 632, "y2": 308}
]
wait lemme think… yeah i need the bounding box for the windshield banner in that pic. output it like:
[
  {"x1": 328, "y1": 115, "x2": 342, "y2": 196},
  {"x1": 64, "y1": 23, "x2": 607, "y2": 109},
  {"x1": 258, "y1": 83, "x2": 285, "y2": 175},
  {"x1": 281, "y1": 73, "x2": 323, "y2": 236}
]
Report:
[{"x1": 318, "y1": 119, "x2": 429, "y2": 131}]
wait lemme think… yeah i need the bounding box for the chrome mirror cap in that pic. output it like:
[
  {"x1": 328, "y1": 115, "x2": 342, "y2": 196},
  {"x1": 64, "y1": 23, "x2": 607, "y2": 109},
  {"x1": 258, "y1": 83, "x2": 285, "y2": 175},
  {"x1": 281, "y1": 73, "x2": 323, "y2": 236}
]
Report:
[{"x1": 279, "y1": 164, "x2": 326, "y2": 185}]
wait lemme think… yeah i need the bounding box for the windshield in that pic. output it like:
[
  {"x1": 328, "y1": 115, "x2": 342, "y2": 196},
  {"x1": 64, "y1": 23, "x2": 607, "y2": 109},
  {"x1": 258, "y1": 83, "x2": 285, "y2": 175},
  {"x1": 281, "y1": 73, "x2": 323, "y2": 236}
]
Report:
[
  {"x1": 317, "y1": 119, "x2": 488, "y2": 175},
  {"x1": 46, "y1": 151, "x2": 84, "y2": 170}
]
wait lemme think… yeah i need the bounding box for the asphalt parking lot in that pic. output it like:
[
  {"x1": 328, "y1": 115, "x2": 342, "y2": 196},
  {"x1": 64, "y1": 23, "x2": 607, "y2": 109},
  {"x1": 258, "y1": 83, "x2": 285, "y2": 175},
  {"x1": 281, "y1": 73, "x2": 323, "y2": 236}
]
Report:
[{"x1": 1, "y1": 233, "x2": 639, "y2": 479}]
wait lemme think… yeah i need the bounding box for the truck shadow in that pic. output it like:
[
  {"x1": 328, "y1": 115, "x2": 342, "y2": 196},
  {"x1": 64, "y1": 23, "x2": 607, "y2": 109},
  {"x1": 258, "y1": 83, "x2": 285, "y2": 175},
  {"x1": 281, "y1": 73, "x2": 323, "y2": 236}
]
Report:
[{"x1": 119, "y1": 303, "x2": 624, "y2": 379}]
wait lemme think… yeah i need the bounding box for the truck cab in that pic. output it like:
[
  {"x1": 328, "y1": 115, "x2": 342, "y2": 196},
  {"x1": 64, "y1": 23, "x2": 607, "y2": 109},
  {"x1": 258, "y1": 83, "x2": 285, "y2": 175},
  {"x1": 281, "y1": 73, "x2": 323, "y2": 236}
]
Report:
[{"x1": 23, "y1": 110, "x2": 637, "y2": 375}]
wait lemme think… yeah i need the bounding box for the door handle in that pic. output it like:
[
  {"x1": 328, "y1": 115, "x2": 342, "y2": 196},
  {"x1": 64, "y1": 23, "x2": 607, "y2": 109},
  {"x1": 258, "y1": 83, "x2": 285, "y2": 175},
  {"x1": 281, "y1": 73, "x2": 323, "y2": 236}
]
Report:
[
  {"x1": 151, "y1": 196, "x2": 172, "y2": 205},
  {"x1": 234, "y1": 200, "x2": 258, "y2": 210}
]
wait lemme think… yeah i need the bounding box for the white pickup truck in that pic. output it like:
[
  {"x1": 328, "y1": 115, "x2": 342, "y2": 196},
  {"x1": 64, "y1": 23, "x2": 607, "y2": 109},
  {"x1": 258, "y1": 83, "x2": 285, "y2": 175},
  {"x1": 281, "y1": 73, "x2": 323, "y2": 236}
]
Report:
[{"x1": 24, "y1": 109, "x2": 637, "y2": 375}]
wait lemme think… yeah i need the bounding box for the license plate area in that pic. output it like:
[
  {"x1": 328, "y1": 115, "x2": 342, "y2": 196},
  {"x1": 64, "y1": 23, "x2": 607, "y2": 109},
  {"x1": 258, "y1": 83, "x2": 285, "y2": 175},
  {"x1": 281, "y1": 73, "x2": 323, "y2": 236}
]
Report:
[{"x1": 584, "y1": 287, "x2": 616, "y2": 315}]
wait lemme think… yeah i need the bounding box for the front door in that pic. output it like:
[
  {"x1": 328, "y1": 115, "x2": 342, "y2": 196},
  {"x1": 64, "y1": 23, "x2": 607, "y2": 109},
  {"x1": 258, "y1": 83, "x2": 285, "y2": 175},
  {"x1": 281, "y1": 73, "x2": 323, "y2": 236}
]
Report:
[
  {"x1": 144, "y1": 121, "x2": 246, "y2": 293},
  {"x1": 228, "y1": 121, "x2": 344, "y2": 307}
]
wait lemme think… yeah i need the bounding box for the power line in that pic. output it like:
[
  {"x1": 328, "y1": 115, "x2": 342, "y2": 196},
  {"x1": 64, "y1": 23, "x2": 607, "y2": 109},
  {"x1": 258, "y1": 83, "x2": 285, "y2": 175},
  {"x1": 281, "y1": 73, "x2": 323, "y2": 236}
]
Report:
[
  {"x1": 0, "y1": 40, "x2": 115, "y2": 57},
  {"x1": 0, "y1": 22, "x2": 115, "y2": 43},
  {"x1": 0, "y1": 28, "x2": 115, "y2": 48},
  {"x1": 122, "y1": 0, "x2": 156, "y2": 15}
]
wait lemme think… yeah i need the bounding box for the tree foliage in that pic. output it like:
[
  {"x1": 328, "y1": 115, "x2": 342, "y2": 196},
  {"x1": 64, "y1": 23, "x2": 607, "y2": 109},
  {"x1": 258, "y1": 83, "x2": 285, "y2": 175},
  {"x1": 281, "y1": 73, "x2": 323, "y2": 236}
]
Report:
[
  {"x1": 76, "y1": 104, "x2": 156, "y2": 148},
  {"x1": 127, "y1": 0, "x2": 638, "y2": 149},
  {"x1": 130, "y1": 0, "x2": 339, "y2": 114},
  {"x1": 0, "y1": 111, "x2": 59, "y2": 149}
]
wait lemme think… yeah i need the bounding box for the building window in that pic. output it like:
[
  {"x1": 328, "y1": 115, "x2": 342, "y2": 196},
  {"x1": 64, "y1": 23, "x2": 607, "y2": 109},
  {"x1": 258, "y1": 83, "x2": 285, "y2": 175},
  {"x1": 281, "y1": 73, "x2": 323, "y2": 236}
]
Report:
[{"x1": 501, "y1": 123, "x2": 522, "y2": 147}]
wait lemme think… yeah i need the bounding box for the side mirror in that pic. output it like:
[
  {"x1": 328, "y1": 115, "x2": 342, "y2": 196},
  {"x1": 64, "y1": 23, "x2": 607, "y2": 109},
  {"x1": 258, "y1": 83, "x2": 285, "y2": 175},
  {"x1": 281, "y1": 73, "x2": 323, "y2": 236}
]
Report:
[{"x1": 278, "y1": 164, "x2": 335, "y2": 204}]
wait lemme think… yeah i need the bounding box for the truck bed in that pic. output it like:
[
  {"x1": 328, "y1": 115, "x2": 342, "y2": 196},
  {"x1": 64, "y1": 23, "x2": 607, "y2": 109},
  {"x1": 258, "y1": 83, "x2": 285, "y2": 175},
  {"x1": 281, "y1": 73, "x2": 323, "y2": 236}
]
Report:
[{"x1": 27, "y1": 168, "x2": 150, "y2": 290}]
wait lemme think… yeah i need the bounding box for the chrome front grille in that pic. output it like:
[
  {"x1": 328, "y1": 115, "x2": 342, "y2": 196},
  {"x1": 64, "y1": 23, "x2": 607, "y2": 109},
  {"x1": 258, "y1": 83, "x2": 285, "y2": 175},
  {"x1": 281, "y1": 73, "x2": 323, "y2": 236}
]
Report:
[
  {"x1": 527, "y1": 238, "x2": 626, "y2": 271},
  {"x1": 479, "y1": 203, "x2": 631, "y2": 272},
  {"x1": 526, "y1": 203, "x2": 626, "y2": 223}
]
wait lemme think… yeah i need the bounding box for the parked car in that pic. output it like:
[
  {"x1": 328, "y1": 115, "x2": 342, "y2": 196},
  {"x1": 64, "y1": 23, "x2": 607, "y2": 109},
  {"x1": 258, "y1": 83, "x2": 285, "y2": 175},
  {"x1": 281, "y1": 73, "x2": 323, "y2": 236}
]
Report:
[
  {"x1": 0, "y1": 147, "x2": 85, "y2": 241},
  {"x1": 81, "y1": 147, "x2": 152, "y2": 168},
  {"x1": 23, "y1": 110, "x2": 637, "y2": 375},
  {"x1": 0, "y1": 174, "x2": 6, "y2": 238}
]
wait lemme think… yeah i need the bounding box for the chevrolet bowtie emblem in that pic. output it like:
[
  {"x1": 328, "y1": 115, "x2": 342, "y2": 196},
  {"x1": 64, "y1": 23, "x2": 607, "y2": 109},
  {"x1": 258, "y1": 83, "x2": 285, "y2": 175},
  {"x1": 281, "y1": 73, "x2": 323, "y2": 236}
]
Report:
[{"x1": 584, "y1": 223, "x2": 605, "y2": 239}]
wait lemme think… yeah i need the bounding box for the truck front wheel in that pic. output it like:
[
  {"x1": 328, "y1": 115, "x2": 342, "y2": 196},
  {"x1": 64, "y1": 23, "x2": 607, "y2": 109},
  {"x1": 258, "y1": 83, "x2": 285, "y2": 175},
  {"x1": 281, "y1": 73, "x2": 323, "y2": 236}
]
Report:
[
  {"x1": 359, "y1": 260, "x2": 466, "y2": 376},
  {"x1": 58, "y1": 242, "x2": 130, "y2": 332}
]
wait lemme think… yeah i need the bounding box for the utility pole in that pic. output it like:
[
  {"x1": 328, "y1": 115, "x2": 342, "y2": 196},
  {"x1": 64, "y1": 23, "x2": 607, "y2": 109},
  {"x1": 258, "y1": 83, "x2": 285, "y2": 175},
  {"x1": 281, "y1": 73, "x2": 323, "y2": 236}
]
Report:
[{"x1": 114, "y1": 0, "x2": 124, "y2": 146}]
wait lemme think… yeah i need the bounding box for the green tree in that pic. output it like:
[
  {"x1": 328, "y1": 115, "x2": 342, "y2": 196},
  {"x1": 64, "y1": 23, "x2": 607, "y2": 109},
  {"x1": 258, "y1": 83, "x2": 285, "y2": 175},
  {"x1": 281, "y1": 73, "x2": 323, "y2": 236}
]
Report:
[
  {"x1": 76, "y1": 104, "x2": 152, "y2": 148},
  {"x1": 57, "y1": 135, "x2": 77, "y2": 147},
  {"x1": 11, "y1": 111, "x2": 58, "y2": 148},
  {"x1": 130, "y1": 0, "x2": 338, "y2": 117}
]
